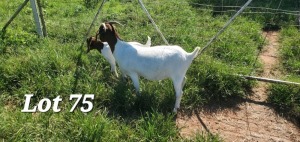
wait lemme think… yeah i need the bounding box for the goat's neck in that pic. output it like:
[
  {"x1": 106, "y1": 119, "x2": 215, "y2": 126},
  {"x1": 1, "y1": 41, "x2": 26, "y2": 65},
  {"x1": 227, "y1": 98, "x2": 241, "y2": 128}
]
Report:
[
  {"x1": 115, "y1": 39, "x2": 130, "y2": 51},
  {"x1": 106, "y1": 36, "x2": 119, "y2": 53},
  {"x1": 95, "y1": 42, "x2": 104, "y2": 53},
  {"x1": 96, "y1": 48, "x2": 102, "y2": 53}
]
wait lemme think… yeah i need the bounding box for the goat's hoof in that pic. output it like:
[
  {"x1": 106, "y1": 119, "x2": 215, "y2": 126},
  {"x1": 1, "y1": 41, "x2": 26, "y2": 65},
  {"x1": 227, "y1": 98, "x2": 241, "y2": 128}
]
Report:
[
  {"x1": 136, "y1": 92, "x2": 141, "y2": 96},
  {"x1": 111, "y1": 72, "x2": 119, "y2": 78},
  {"x1": 173, "y1": 108, "x2": 178, "y2": 113},
  {"x1": 122, "y1": 77, "x2": 128, "y2": 82}
]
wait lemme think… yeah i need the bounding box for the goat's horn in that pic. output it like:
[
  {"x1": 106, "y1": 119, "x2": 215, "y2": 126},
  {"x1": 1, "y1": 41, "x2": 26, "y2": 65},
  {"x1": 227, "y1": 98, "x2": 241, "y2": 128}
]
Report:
[{"x1": 108, "y1": 21, "x2": 123, "y2": 26}]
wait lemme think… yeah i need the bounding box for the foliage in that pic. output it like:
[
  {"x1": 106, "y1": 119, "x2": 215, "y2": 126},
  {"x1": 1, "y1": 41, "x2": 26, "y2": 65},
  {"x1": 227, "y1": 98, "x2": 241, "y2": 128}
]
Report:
[
  {"x1": 268, "y1": 84, "x2": 300, "y2": 119},
  {"x1": 280, "y1": 27, "x2": 300, "y2": 75},
  {"x1": 267, "y1": 26, "x2": 300, "y2": 122},
  {"x1": 189, "y1": 0, "x2": 299, "y2": 28}
]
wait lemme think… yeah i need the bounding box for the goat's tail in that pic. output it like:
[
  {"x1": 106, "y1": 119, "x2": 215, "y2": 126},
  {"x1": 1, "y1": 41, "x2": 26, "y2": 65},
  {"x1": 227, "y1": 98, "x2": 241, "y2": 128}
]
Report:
[
  {"x1": 190, "y1": 47, "x2": 201, "y2": 59},
  {"x1": 145, "y1": 36, "x2": 151, "y2": 47}
]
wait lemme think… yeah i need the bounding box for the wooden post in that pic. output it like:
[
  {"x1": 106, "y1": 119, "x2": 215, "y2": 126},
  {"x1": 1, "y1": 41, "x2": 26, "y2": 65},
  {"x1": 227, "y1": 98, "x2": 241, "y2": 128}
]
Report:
[
  {"x1": 1, "y1": 0, "x2": 29, "y2": 32},
  {"x1": 30, "y1": 0, "x2": 44, "y2": 37}
]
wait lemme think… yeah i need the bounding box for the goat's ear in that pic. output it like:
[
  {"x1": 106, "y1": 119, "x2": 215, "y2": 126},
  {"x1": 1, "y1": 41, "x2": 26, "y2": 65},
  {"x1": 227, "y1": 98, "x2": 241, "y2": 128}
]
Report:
[{"x1": 99, "y1": 23, "x2": 107, "y2": 33}]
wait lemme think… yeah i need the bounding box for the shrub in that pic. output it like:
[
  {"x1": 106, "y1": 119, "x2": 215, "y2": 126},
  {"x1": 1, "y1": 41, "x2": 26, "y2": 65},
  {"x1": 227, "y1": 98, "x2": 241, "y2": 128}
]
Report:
[{"x1": 268, "y1": 84, "x2": 300, "y2": 119}]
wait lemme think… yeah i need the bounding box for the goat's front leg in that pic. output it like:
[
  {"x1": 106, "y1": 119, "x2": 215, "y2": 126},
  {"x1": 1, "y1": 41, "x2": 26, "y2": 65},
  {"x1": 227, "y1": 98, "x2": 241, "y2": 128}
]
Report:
[
  {"x1": 129, "y1": 73, "x2": 140, "y2": 95},
  {"x1": 112, "y1": 68, "x2": 119, "y2": 78},
  {"x1": 107, "y1": 58, "x2": 119, "y2": 78}
]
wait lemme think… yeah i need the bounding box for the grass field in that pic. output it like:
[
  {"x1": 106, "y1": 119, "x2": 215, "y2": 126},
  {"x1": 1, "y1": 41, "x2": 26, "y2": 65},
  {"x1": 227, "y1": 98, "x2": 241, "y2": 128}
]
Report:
[
  {"x1": 267, "y1": 26, "x2": 300, "y2": 121},
  {"x1": 0, "y1": 0, "x2": 299, "y2": 141}
]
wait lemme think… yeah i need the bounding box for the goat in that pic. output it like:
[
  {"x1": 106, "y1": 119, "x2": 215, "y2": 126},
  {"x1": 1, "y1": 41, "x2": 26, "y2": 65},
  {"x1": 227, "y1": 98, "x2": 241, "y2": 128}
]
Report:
[
  {"x1": 87, "y1": 36, "x2": 151, "y2": 77},
  {"x1": 98, "y1": 22, "x2": 200, "y2": 112}
]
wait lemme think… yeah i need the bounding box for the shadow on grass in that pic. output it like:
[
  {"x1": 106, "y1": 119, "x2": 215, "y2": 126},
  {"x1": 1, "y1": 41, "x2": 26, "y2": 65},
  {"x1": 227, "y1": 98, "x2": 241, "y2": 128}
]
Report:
[
  {"x1": 267, "y1": 101, "x2": 300, "y2": 127},
  {"x1": 71, "y1": 43, "x2": 85, "y2": 94},
  {"x1": 0, "y1": 30, "x2": 6, "y2": 39},
  {"x1": 93, "y1": 77, "x2": 176, "y2": 121},
  {"x1": 266, "y1": 84, "x2": 300, "y2": 127},
  {"x1": 179, "y1": 95, "x2": 248, "y2": 118}
]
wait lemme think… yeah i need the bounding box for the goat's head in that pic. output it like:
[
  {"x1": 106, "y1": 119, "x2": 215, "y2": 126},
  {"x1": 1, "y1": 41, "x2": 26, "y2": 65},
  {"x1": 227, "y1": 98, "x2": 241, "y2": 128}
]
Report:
[
  {"x1": 86, "y1": 36, "x2": 104, "y2": 53},
  {"x1": 97, "y1": 21, "x2": 122, "y2": 53},
  {"x1": 98, "y1": 21, "x2": 122, "y2": 41}
]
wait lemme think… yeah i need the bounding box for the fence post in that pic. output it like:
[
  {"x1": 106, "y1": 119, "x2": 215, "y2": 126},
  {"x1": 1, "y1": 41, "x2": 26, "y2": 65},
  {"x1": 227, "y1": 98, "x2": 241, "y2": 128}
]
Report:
[
  {"x1": 30, "y1": 0, "x2": 44, "y2": 37},
  {"x1": 36, "y1": 0, "x2": 47, "y2": 37}
]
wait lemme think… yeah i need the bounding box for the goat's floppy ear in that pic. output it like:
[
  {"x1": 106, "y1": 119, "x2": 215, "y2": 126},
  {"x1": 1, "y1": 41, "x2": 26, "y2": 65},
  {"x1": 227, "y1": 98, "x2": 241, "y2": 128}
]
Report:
[
  {"x1": 101, "y1": 23, "x2": 107, "y2": 32},
  {"x1": 99, "y1": 23, "x2": 107, "y2": 35}
]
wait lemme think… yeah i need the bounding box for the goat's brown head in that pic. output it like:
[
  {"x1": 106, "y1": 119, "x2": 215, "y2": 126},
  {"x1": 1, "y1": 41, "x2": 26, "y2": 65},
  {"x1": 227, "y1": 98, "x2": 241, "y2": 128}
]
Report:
[
  {"x1": 86, "y1": 36, "x2": 104, "y2": 53},
  {"x1": 98, "y1": 21, "x2": 122, "y2": 53}
]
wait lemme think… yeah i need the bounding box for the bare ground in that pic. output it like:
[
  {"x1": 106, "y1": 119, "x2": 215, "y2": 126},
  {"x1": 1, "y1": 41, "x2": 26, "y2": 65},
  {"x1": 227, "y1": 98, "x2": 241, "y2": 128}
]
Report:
[{"x1": 177, "y1": 31, "x2": 300, "y2": 142}]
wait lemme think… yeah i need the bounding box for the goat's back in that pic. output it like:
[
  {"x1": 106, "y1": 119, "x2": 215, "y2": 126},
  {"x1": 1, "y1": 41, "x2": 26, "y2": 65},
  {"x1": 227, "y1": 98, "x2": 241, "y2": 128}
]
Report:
[{"x1": 114, "y1": 43, "x2": 194, "y2": 80}]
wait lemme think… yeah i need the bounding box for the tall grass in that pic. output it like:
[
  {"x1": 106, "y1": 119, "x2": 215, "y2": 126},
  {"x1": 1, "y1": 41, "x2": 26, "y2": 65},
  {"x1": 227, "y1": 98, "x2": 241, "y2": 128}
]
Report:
[{"x1": 280, "y1": 27, "x2": 300, "y2": 75}]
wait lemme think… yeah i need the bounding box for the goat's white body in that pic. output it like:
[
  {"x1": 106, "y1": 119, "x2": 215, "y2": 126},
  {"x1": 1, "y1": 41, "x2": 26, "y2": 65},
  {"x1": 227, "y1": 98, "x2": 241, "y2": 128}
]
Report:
[
  {"x1": 115, "y1": 44, "x2": 194, "y2": 80},
  {"x1": 100, "y1": 37, "x2": 151, "y2": 77},
  {"x1": 113, "y1": 39, "x2": 200, "y2": 112}
]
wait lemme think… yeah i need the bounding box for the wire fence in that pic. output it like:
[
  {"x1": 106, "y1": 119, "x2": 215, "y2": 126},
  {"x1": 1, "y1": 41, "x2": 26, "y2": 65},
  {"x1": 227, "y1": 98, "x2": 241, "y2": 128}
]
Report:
[
  {"x1": 188, "y1": 2, "x2": 300, "y2": 14},
  {"x1": 36, "y1": 0, "x2": 300, "y2": 15}
]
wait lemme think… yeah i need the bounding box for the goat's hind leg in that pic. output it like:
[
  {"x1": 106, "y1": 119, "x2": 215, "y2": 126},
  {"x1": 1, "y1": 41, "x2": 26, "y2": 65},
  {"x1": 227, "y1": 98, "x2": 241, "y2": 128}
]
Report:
[
  {"x1": 182, "y1": 76, "x2": 187, "y2": 89},
  {"x1": 172, "y1": 77, "x2": 185, "y2": 113},
  {"x1": 129, "y1": 73, "x2": 140, "y2": 95}
]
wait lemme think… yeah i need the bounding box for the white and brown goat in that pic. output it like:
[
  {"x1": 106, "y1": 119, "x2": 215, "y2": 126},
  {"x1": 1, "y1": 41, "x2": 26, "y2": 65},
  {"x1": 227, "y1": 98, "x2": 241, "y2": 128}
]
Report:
[
  {"x1": 97, "y1": 22, "x2": 200, "y2": 112},
  {"x1": 86, "y1": 36, "x2": 151, "y2": 77}
]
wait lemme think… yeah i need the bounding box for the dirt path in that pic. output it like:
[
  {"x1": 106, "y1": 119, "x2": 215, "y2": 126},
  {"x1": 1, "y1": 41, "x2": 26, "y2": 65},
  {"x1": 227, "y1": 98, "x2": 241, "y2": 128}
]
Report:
[{"x1": 177, "y1": 31, "x2": 300, "y2": 141}]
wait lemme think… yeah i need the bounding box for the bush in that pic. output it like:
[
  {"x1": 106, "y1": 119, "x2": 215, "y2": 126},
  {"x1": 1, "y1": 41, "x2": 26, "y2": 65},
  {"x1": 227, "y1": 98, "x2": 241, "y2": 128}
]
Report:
[
  {"x1": 268, "y1": 84, "x2": 300, "y2": 119},
  {"x1": 280, "y1": 27, "x2": 300, "y2": 75}
]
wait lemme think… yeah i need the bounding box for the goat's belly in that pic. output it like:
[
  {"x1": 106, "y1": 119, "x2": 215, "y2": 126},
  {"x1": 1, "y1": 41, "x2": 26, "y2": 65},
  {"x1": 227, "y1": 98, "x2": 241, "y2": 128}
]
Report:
[{"x1": 138, "y1": 71, "x2": 169, "y2": 81}]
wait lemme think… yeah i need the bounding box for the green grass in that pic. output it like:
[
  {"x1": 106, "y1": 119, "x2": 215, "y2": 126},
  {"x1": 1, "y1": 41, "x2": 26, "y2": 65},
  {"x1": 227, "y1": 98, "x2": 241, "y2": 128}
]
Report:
[
  {"x1": 280, "y1": 27, "x2": 300, "y2": 75},
  {"x1": 191, "y1": 0, "x2": 300, "y2": 126},
  {"x1": 190, "y1": 0, "x2": 299, "y2": 28},
  {"x1": 267, "y1": 26, "x2": 300, "y2": 122},
  {"x1": 0, "y1": 0, "x2": 278, "y2": 141},
  {"x1": 268, "y1": 84, "x2": 300, "y2": 119}
]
